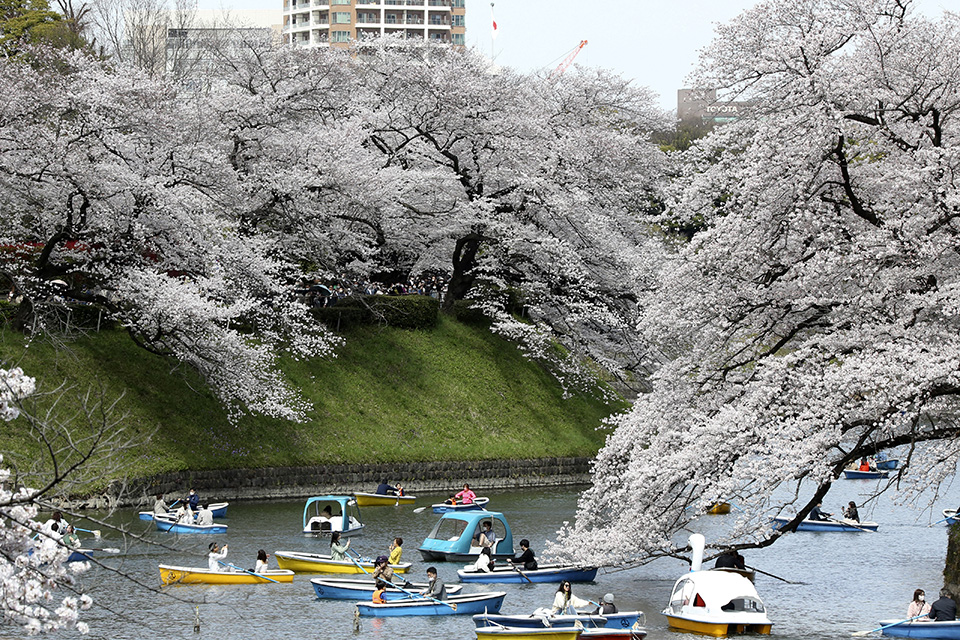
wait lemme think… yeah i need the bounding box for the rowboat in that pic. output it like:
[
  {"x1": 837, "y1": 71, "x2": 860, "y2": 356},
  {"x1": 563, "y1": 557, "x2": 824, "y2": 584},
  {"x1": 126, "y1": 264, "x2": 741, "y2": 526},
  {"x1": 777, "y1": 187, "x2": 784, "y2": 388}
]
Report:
[
  {"x1": 355, "y1": 591, "x2": 506, "y2": 617},
  {"x1": 942, "y1": 510, "x2": 959, "y2": 526},
  {"x1": 274, "y1": 550, "x2": 411, "y2": 574},
  {"x1": 707, "y1": 502, "x2": 732, "y2": 515},
  {"x1": 302, "y1": 495, "x2": 364, "y2": 536},
  {"x1": 843, "y1": 469, "x2": 890, "y2": 479},
  {"x1": 432, "y1": 496, "x2": 490, "y2": 513},
  {"x1": 353, "y1": 492, "x2": 417, "y2": 507},
  {"x1": 875, "y1": 459, "x2": 899, "y2": 471},
  {"x1": 879, "y1": 619, "x2": 960, "y2": 639},
  {"x1": 474, "y1": 611, "x2": 645, "y2": 630},
  {"x1": 154, "y1": 514, "x2": 227, "y2": 534},
  {"x1": 663, "y1": 534, "x2": 772, "y2": 636},
  {"x1": 419, "y1": 510, "x2": 514, "y2": 562},
  {"x1": 771, "y1": 516, "x2": 879, "y2": 532},
  {"x1": 475, "y1": 628, "x2": 582, "y2": 640},
  {"x1": 139, "y1": 502, "x2": 228, "y2": 521},
  {"x1": 66, "y1": 548, "x2": 118, "y2": 563},
  {"x1": 310, "y1": 577, "x2": 463, "y2": 600},
  {"x1": 458, "y1": 563, "x2": 598, "y2": 583},
  {"x1": 476, "y1": 629, "x2": 647, "y2": 640},
  {"x1": 158, "y1": 564, "x2": 294, "y2": 585}
]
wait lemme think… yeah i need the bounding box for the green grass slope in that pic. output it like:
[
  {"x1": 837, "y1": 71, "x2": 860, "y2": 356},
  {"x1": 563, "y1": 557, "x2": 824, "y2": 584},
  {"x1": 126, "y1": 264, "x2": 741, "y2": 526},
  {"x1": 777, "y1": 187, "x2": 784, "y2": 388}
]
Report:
[{"x1": 0, "y1": 317, "x2": 623, "y2": 480}]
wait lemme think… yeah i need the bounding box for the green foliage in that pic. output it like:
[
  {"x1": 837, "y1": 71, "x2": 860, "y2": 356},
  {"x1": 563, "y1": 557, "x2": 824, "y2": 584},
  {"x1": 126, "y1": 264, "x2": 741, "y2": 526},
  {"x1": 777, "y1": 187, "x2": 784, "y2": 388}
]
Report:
[
  {"x1": 0, "y1": 0, "x2": 85, "y2": 55},
  {"x1": 0, "y1": 317, "x2": 622, "y2": 480}
]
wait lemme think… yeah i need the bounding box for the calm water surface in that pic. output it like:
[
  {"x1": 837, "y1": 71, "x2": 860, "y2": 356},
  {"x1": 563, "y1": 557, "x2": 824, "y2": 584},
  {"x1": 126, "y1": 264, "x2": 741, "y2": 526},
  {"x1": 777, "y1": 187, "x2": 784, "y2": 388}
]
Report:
[{"x1": 30, "y1": 482, "x2": 957, "y2": 639}]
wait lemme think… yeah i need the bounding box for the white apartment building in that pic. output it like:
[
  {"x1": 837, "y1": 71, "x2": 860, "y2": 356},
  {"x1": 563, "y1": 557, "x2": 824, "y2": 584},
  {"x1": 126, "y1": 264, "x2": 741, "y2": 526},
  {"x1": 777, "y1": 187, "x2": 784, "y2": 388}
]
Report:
[{"x1": 282, "y1": 0, "x2": 466, "y2": 48}]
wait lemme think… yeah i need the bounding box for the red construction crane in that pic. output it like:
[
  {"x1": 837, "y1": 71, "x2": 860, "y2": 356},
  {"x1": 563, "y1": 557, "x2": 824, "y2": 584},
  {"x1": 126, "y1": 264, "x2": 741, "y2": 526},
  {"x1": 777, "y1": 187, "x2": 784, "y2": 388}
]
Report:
[{"x1": 549, "y1": 40, "x2": 588, "y2": 79}]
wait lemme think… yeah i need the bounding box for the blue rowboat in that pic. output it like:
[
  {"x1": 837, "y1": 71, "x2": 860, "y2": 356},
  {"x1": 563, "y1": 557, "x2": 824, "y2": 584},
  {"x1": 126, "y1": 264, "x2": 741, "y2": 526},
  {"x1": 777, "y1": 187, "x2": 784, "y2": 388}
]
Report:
[
  {"x1": 139, "y1": 502, "x2": 228, "y2": 521},
  {"x1": 432, "y1": 497, "x2": 490, "y2": 513},
  {"x1": 943, "y1": 510, "x2": 959, "y2": 526},
  {"x1": 474, "y1": 611, "x2": 645, "y2": 630},
  {"x1": 419, "y1": 510, "x2": 514, "y2": 562},
  {"x1": 154, "y1": 514, "x2": 227, "y2": 534},
  {"x1": 876, "y1": 459, "x2": 899, "y2": 471},
  {"x1": 66, "y1": 548, "x2": 112, "y2": 563},
  {"x1": 458, "y1": 563, "x2": 598, "y2": 583},
  {"x1": 771, "y1": 517, "x2": 878, "y2": 532},
  {"x1": 355, "y1": 591, "x2": 506, "y2": 617},
  {"x1": 880, "y1": 619, "x2": 960, "y2": 639},
  {"x1": 310, "y1": 577, "x2": 463, "y2": 600},
  {"x1": 843, "y1": 469, "x2": 889, "y2": 479}
]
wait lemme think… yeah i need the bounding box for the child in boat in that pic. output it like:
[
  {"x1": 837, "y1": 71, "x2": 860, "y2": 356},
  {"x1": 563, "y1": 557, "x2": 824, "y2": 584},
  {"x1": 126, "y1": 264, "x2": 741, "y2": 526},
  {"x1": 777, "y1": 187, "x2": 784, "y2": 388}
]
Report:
[{"x1": 373, "y1": 580, "x2": 388, "y2": 604}]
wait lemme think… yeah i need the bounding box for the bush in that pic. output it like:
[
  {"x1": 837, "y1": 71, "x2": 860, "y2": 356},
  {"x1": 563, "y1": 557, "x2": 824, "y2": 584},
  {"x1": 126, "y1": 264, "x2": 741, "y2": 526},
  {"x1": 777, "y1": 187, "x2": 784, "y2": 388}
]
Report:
[{"x1": 446, "y1": 299, "x2": 489, "y2": 326}]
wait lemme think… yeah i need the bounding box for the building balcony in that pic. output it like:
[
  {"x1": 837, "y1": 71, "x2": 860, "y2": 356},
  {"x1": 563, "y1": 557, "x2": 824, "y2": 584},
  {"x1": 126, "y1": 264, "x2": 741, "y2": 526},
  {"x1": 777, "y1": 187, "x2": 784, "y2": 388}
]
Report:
[{"x1": 357, "y1": 16, "x2": 381, "y2": 24}]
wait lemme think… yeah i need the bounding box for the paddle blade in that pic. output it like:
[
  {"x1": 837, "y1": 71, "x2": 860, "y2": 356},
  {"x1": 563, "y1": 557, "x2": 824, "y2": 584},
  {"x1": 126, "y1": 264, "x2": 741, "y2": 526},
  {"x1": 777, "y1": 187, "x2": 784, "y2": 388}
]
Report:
[
  {"x1": 413, "y1": 507, "x2": 427, "y2": 514},
  {"x1": 451, "y1": 603, "x2": 457, "y2": 611},
  {"x1": 851, "y1": 631, "x2": 874, "y2": 636},
  {"x1": 92, "y1": 530, "x2": 101, "y2": 539}
]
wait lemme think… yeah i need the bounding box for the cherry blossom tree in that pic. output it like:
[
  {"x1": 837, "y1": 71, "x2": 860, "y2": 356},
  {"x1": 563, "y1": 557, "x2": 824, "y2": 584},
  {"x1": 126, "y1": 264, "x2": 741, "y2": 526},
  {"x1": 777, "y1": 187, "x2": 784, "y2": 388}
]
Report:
[
  {"x1": 0, "y1": 366, "x2": 93, "y2": 635},
  {"x1": 554, "y1": 0, "x2": 960, "y2": 565},
  {"x1": 0, "y1": 50, "x2": 338, "y2": 421}
]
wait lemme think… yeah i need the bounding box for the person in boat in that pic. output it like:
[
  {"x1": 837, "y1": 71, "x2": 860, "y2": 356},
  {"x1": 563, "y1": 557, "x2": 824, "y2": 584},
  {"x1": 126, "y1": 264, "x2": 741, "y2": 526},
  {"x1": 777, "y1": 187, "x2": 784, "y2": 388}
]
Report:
[
  {"x1": 808, "y1": 502, "x2": 832, "y2": 521},
  {"x1": 187, "y1": 488, "x2": 200, "y2": 512},
  {"x1": 388, "y1": 537, "x2": 403, "y2": 565},
  {"x1": 859, "y1": 458, "x2": 871, "y2": 471},
  {"x1": 373, "y1": 555, "x2": 395, "y2": 583},
  {"x1": 153, "y1": 493, "x2": 169, "y2": 515},
  {"x1": 511, "y1": 539, "x2": 539, "y2": 571},
  {"x1": 714, "y1": 549, "x2": 746, "y2": 570},
  {"x1": 394, "y1": 483, "x2": 405, "y2": 497},
  {"x1": 472, "y1": 546, "x2": 495, "y2": 572},
  {"x1": 844, "y1": 501, "x2": 860, "y2": 522},
  {"x1": 254, "y1": 549, "x2": 269, "y2": 574},
  {"x1": 446, "y1": 483, "x2": 476, "y2": 505},
  {"x1": 421, "y1": 566, "x2": 447, "y2": 601},
  {"x1": 552, "y1": 580, "x2": 591, "y2": 615},
  {"x1": 928, "y1": 589, "x2": 957, "y2": 621},
  {"x1": 330, "y1": 531, "x2": 351, "y2": 561},
  {"x1": 908, "y1": 589, "x2": 932, "y2": 618},
  {"x1": 207, "y1": 542, "x2": 228, "y2": 571},
  {"x1": 376, "y1": 480, "x2": 398, "y2": 496},
  {"x1": 592, "y1": 593, "x2": 618, "y2": 615},
  {"x1": 195, "y1": 505, "x2": 214, "y2": 526},
  {"x1": 475, "y1": 520, "x2": 497, "y2": 549},
  {"x1": 62, "y1": 525, "x2": 81, "y2": 549},
  {"x1": 43, "y1": 511, "x2": 67, "y2": 538},
  {"x1": 373, "y1": 580, "x2": 388, "y2": 604},
  {"x1": 175, "y1": 505, "x2": 194, "y2": 523}
]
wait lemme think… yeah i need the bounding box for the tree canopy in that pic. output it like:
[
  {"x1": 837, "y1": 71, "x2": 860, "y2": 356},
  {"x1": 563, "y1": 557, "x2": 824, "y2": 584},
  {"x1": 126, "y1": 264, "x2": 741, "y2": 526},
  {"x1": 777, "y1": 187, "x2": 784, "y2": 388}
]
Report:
[{"x1": 553, "y1": 0, "x2": 960, "y2": 566}]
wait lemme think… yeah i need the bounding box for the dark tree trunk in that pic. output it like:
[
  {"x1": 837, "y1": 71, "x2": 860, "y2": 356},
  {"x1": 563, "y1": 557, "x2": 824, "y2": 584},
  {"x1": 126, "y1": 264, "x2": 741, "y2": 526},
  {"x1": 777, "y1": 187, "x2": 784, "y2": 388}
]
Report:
[{"x1": 441, "y1": 232, "x2": 485, "y2": 312}]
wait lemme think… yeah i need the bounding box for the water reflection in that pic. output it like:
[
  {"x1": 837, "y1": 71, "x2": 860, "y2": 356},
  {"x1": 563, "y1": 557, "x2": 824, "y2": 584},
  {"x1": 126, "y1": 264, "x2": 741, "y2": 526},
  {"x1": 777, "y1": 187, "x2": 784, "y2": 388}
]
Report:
[{"x1": 70, "y1": 482, "x2": 952, "y2": 640}]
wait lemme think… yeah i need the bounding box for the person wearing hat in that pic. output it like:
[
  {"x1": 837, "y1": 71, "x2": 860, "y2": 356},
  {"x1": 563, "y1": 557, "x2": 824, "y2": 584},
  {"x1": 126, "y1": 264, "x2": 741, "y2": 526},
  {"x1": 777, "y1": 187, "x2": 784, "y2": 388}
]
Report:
[
  {"x1": 593, "y1": 593, "x2": 618, "y2": 615},
  {"x1": 372, "y1": 555, "x2": 394, "y2": 582},
  {"x1": 207, "y1": 542, "x2": 228, "y2": 571}
]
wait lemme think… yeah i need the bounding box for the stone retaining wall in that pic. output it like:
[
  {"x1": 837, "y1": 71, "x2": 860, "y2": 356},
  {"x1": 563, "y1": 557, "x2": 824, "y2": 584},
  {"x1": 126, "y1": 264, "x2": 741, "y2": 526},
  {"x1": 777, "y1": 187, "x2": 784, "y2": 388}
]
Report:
[{"x1": 124, "y1": 457, "x2": 593, "y2": 507}]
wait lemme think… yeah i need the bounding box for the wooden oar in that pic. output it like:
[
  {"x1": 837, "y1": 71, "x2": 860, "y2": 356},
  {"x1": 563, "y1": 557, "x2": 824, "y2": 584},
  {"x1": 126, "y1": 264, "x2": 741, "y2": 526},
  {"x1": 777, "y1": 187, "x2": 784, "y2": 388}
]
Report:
[
  {"x1": 826, "y1": 516, "x2": 877, "y2": 533},
  {"x1": 744, "y1": 564, "x2": 805, "y2": 585},
  {"x1": 388, "y1": 579, "x2": 457, "y2": 611},
  {"x1": 511, "y1": 564, "x2": 533, "y2": 583},
  {"x1": 218, "y1": 560, "x2": 279, "y2": 584},
  {"x1": 852, "y1": 614, "x2": 925, "y2": 636}
]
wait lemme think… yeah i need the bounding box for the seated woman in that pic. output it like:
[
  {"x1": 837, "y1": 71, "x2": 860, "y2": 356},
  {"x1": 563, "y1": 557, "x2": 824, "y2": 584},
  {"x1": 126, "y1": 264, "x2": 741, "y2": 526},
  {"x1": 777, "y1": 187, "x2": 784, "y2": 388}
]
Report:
[
  {"x1": 330, "y1": 531, "x2": 350, "y2": 561},
  {"x1": 472, "y1": 547, "x2": 495, "y2": 573}
]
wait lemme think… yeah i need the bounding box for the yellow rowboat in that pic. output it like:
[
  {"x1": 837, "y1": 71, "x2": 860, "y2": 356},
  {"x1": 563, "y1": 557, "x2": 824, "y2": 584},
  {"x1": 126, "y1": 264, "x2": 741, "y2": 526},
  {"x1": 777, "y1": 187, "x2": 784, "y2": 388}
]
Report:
[
  {"x1": 274, "y1": 550, "x2": 411, "y2": 574},
  {"x1": 707, "y1": 502, "x2": 732, "y2": 515},
  {"x1": 158, "y1": 564, "x2": 294, "y2": 585},
  {"x1": 476, "y1": 629, "x2": 582, "y2": 640},
  {"x1": 353, "y1": 492, "x2": 417, "y2": 507}
]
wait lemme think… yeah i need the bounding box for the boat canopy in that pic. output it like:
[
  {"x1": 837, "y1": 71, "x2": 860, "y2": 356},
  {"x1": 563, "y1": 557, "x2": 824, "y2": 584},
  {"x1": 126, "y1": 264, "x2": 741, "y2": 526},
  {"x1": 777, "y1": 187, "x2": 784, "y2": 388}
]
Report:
[
  {"x1": 420, "y1": 510, "x2": 514, "y2": 557},
  {"x1": 302, "y1": 495, "x2": 362, "y2": 530}
]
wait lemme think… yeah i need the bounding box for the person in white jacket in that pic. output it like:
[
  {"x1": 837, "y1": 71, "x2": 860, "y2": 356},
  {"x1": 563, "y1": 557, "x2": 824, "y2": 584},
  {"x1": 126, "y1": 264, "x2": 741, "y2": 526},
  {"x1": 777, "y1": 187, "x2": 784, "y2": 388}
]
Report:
[
  {"x1": 207, "y1": 542, "x2": 228, "y2": 571},
  {"x1": 552, "y1": 581, "x2": 591, "y2": 615}
]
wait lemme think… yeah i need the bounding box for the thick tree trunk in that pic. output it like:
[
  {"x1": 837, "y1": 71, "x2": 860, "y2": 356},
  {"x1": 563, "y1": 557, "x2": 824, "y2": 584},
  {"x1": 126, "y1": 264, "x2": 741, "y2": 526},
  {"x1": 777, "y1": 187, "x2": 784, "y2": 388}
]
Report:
[
  {"x1": 945, "y1": 523, "x2": 960, "y2": 596},
  {"x1": 441, "y1": 232, "x2": 485, "y2": 312}
]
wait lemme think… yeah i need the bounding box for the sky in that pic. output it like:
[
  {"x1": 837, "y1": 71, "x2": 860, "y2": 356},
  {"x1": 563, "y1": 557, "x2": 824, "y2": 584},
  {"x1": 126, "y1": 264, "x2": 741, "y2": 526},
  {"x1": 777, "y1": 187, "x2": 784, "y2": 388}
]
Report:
[{"x1": 197, "y1": 0, "x2": 954, "y2": 112}]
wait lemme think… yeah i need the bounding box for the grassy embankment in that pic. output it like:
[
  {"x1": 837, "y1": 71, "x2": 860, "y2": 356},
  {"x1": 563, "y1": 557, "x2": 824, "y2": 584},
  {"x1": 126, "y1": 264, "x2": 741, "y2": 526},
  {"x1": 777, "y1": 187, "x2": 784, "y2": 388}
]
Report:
[{"x1": 0, "y1": 316, "x2": 624, "y2": 484}]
